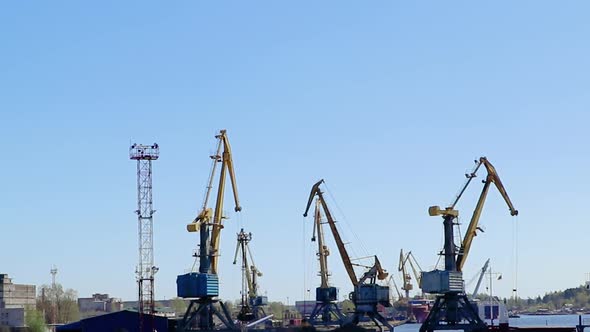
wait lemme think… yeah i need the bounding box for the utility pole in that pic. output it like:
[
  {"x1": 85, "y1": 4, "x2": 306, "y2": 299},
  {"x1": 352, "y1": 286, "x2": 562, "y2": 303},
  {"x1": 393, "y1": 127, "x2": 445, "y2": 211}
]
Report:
[
  {"x1": 50, "y1": 266, "x2": 58, "y2": 325},
  {"x1": 130, "y1": 143, "x2": 159, "y2": 332},
  {"x1": 487, "y1": 266, "x2": 502, "y2": 326}
]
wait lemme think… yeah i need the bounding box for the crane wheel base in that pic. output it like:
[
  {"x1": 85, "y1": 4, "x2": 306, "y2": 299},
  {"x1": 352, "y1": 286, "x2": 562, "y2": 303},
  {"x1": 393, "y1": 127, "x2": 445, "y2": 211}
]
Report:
[{"x1": 420, "y1": 293, "x2": 486, "y2": 332}]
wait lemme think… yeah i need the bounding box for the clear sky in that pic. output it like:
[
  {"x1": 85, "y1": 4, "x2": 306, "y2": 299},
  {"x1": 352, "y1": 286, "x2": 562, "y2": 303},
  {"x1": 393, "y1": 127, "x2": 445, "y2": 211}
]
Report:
[{"x1": 1, "y1": 1, "x2": 589, "y2": 304}]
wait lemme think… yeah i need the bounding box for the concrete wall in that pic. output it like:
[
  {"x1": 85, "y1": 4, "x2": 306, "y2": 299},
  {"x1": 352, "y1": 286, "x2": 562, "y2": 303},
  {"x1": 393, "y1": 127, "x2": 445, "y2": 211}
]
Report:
[
  {"x1": 78, "y1": 299, "x2": 106, "y2": 312},
  {"x1": 0, "y1": 308, "x2": 25, "y2": 327},
  {"x1": 0, "y1": 274, "x2": 36, "y2": 327},
  {"x1": 0, "y1": 275, "x2": 36, "y2": 309},
  {"x1": 78, "y1": 294, "x2": 122, "y2": 314}
]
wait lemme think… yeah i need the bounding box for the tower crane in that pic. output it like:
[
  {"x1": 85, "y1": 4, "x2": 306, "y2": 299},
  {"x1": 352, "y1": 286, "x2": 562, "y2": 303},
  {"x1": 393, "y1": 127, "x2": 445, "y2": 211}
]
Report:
[
  {"x1": 420, "y1": 157, "x2": 518, "y2": 332},
  {"x1": 304, "y1": 198, "x2": 345, "y2": 326},
  {"x1": 177, "y1": 130, "x2": 241, "y2": 331},
  {"x1": 303, "y1": 179, "x2": 393, "y2": 332},
  {"x1": 233, "y1": 228, "x2": 269, "y2": 322}
]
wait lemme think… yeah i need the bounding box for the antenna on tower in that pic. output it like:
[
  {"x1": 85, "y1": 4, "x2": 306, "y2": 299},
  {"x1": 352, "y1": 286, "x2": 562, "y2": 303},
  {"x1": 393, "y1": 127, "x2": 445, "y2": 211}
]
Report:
[
  {"x1": 130, "y1": 143, "x2": 159, "y2": 332},
  {"x1": 50, "y1": 265, "x2": 58, "y2": 287}
]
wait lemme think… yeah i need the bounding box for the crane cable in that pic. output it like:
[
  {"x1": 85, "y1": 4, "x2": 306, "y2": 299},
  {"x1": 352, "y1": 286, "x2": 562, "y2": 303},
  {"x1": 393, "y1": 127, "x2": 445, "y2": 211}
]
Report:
[
  {"x1": 512, "y1": 214, "x2": 519, "y2": 302},
  {"x1": 302, "y1": 214, "x2": 308, "y2": 305},
  {"x1": 322, "y1": 182, "x2": 371, "y2": 266}
]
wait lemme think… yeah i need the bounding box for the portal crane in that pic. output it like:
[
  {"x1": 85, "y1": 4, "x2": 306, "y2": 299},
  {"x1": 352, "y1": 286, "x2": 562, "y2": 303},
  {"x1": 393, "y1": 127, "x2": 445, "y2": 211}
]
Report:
[
  {"x1": 304, "y1": 179, "x2": 393, "y2": 332},
  {"x1": 399, "y1": 250, "x2": 424, "y2": 320},
  {"x1": 233, "y1": 228, "x2": 269, "y2": 322},
  {"x1": 420, "y1": 157, "x2": 518, "y2": 332},
  {"x1": 177, "y1": 130, "x2": 241, "y2": 331},
  {"x1": 399, "y1": 250, "x2": 413, "y2": 300},
  {"x1": 398, "y1": 250, "x2": 422, "y2": 299},
  {"x1": 303, "y1": 198, "x2": 345, "y2": 326}
]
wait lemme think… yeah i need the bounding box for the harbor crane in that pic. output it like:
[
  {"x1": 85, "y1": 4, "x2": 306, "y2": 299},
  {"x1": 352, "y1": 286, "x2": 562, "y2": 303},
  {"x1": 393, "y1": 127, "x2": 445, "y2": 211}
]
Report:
[
  {"x1": 399, "y1": 249, "x2": 423, "y2": 320},
  {"x1": 233, "y1": 228, "x2": 268, "y2": 322},
  {"x1": 420, "y1": 157, "x2": 518, "y2": 332},
  {"x1": 399, "y1": 250, "x2": 413, "y2": 300},
  {"x1": 177, "y1": 130, "x2": 241, "y2": 331},
  {"x1": 304, "y1": 179, "x2": 393, "y2": 332},
  {"x1": 398, "y1": 249, "x2": 423, "y2": 299},
  {"x1": 303, "y1": 198, "x2": 345, "y2": 326}
]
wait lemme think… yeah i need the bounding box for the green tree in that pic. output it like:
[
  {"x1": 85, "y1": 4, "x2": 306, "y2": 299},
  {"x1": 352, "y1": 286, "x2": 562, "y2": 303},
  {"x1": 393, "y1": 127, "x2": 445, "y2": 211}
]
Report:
[
  {"x1": 340, "y1": 299, "x2": 354, "y2": 314},
  {"x1": 37, "y1": 283, "x2": 80, "y2": 324},
  {"x1": 267, "y1": 301, "x2": 285, "y2": 319},
  {"x1": 25, "y1": 307, "x2": 47, "y2": 332},
  {"x1": 225, "y1": 300, "x2": 235, "y2": 314},
  {"x1": 171, "y1": 297, "x2": 188, "y2": 316}
]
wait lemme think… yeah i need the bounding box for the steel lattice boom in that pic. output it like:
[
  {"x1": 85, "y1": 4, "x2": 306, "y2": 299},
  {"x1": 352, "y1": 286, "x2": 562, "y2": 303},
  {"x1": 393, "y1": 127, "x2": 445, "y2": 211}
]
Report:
[{"x1": 130, "y1": 143, "x2": 159, "y2": 332}]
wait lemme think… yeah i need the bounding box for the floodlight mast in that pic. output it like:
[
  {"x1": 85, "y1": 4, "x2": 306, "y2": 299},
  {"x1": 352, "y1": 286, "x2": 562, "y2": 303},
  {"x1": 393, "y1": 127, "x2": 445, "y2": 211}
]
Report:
[{"x1": 130, "y1": 143, "x2": 160, "y2": 332}]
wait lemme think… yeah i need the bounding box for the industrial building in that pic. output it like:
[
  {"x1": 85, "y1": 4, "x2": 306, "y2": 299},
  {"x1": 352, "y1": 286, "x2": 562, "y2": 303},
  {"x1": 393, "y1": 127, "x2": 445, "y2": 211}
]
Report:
[
  {"x1": 0, "y1": 274, "x2": 36, "y2": 328},
  {"x1": 56, "y1": 310, "x2": 170, "y2": 332},
  {"x1": 78, "y1": 293, "x2": 122, "y2": 315}
]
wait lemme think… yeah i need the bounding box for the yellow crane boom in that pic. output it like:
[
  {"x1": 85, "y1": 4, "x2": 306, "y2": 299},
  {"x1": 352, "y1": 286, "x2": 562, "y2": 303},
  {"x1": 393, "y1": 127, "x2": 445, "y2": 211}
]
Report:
[
  {"x1": 210, "y1": 130, "x2": 242, "y2": 274},
  {"x1": 455, "y1": 157, "x2": 517, "y2": 272},
  {"x1": 187, "y1": 129, "x2": 241, "y2": 275}
]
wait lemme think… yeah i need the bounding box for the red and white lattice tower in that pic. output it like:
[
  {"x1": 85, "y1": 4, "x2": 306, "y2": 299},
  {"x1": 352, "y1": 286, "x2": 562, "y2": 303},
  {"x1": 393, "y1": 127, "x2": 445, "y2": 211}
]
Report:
[{"x1": 130, "y1": 143, "x2": 159, "y2": 332}]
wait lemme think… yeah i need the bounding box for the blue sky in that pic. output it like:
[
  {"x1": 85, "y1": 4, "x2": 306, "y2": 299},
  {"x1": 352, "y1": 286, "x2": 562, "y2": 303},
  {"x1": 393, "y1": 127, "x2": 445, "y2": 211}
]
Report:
[{"x1": 1, "y1": 1, "x2": 589, "y2": 303}]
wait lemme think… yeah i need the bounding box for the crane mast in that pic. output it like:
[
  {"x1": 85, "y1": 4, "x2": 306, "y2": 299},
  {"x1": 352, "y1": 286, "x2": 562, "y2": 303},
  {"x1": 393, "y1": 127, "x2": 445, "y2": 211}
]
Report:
[
  {"x1": 177, "y1": 130, "x2": 241, "y2": 331},
  {"x1": 313, "y1": 199, "x2": 331, "y2": 289}
]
